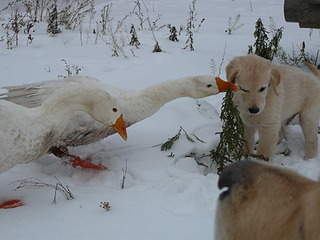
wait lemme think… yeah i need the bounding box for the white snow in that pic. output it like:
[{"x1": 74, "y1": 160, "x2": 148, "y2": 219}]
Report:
[{"x1": 0, "y1": 0, "x2": 319, "y2": 239}]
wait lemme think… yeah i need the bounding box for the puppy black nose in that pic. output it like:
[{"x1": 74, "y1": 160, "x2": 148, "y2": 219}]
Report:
[{"x1": 248, "y1": 106, "x2": 260, "y2": 114}]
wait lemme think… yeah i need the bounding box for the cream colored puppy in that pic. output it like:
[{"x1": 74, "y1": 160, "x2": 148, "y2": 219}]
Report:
[
  {"x1": 215, "y1": 160, "x2": 320, "y2": 240},
  {"x1": 226, "y1": 55, "x2": 320, "y2": 159}
]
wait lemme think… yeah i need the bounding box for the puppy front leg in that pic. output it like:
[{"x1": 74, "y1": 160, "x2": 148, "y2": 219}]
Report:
[
  {"x1": 244, "y1": 124, "x2": 256, "y2": 156},
  {"x1": 257, "y1": 124, "x2": 280, "y2": 160},
  {"x1": 300, "y1": 112, "x2": 319, "y2": 159}
]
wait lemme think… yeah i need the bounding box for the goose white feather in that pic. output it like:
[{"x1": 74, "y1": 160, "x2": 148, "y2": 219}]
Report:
[
  {"x1": 0, "y1": 84, "x2": 124, "y2": 173},
  {"x1": 0, "y1": 75, "x2": 233, "y2": 149}
]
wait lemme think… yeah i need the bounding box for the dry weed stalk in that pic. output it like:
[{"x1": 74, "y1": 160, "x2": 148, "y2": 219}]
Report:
[{"x1": 14, "y1": 177, "x2": 74, "y2": 203}]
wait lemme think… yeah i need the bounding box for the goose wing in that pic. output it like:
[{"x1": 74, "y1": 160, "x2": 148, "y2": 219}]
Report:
[{"x1": 0, "y1": 76, "x2": 101, "y2": 108}]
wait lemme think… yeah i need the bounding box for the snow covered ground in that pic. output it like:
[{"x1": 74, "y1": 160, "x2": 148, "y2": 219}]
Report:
[{"x1": 0, "y1": 0, "x2": 319, "y2": 239}]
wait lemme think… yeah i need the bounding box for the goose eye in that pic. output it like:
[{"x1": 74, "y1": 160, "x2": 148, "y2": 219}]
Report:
[
  {"x1": 259, "y1": 87, "x2": 266, "y2": 92},
  {"x1": 112, "y1": 107, "x2": 118, "y2": 112},
  {"x1": 206, "y1": 84, "x2": 212, "y2": 88}
]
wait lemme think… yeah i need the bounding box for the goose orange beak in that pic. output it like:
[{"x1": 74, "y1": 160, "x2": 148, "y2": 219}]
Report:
[
  {"x1": 112, "y1": 114, "x2": 128, "y2": 141},
  {"x1": 215, "y1": 76, "x2": 238, "y2": 92}
]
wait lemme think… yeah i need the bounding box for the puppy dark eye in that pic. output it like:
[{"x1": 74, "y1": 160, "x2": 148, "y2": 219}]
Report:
[
  {"x1": 259, "y1": 87, "x2": 266, "y2": 92},
  {"x1": 112, "y1": 107, "x2": 118, "y2": 112},
  {"x1": 206, "y1": 84, "x2": 212, "y2": 88},
  {"x1": 240, "y1": 86, "x2": 249, "y2": 93}
]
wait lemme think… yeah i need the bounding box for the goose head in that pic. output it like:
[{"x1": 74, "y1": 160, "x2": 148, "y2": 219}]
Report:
[
  {"x1": 41, "y1": 85, "x2": 128, "y2": 140},
  {"x1": 89, "y1": 91, "x2": 128, "y2": 141},
  {"x1": 187, "y1": 76, "x2": 238, "y2": 98}
]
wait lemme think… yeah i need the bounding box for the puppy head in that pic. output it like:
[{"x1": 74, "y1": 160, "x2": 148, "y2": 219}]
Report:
[
  {"x1": 216, "y1": 161, "x2": 320, "y2": 240},
  {"x1": 226, "y1": 55, "x2": 280, "y2": 115}
]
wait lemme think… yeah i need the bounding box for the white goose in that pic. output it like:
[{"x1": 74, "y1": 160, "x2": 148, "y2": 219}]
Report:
[
  {"x1": 0, "y1": 84, "x2": 127, "y2": 208},
  {"x1": 0, "y1": 75, "x2": 236, "y2": 159}
]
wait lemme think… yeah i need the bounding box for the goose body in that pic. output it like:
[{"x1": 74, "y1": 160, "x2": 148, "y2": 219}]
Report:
[
  {"x1": 1, "y1": 75, "x2": 235, "y2": 149},
  {"x1": 0, "y1": 84, "x2": 126, "y2": 173},
  {"x1": 0, "y1": 101, "x2": 51, "y2": 172}
]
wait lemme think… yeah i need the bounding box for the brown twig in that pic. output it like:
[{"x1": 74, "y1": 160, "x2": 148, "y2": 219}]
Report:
[{"x1": 121, "y1": 160, "x2": 128, "y2": 189}]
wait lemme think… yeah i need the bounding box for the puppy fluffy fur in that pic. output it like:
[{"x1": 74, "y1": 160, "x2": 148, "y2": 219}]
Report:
[
  {"x1": 226, "y1": 55, "x2": 320, "y2": 159},
  {"x1": 215, "y1": 160, "x2": 320, "y2": 240}
]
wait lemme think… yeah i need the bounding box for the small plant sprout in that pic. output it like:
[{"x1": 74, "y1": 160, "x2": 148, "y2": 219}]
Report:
[
  {"x1": 210, "y1": 42, "x2": 227, "y2": 76},
  {"x1": 218, "y1": 43, "x2": 227, "y2": 76},
  {"x1": 225, "y1": 14, "x2": 244, "y2": 35},
  {"x1": 168, "y1": 24, "x2": 179, "y2": 42},
  {"x1": 152, "y1": 41, "x2": 162, "y2": 53},
  {"x1": 276, "y1": 42, "x2": 319, "y2": 67},
  {"x1": 59, "y1": 59, "x2": 82, "y2": 78},
  {"x1": 100, "y1": 201, "x2": 111, "y2": 211},
  {"x1": 140, "y1": 0, "x2": 163, "y2": 53},
  {"x1": 129, "y1": 24, "x2": 141, "y2": 48},
  {"x1": 184, "y1": 0, "x2": 196, "y2": 51},
  {"x1": 108, "y1": 20, "x2": 128, "y2": 58},
  {"x1": 25, "y1": 21, "x2": 34, "y2": 45},
  {"x1": 101, "y1": 4, "x2": 129, "y2": 58},
  {"x1": 183, "y1": 0, "x2": 205, "y2": 51}
]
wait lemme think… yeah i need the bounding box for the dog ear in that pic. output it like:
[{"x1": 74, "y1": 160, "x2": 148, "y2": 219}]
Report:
[
  {"x1": 226, "y1": 58, "x2": 239, "y2": 83},
  {"x1": 271, "y1": 68, "x2": 281, "y2": 96}
]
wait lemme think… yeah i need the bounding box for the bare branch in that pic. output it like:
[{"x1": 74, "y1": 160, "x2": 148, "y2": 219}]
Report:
[
  {"x1": 13, "y1": 177, "x2": 74, "y2": 203},
  {"x1": 121, "y1": 160, "x2": 128, "y2": 189}
]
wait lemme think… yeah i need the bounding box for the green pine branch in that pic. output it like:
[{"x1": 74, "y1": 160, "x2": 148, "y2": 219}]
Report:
[
  {"x1": 210, "y1": 89, "x2": 245, "y2": 174},
  {"x1": 161, "y1": 128, "x2": 182, "y2": 151},
  {"x1": 248, "y1": 18, "x2": 283, "y2": 61},
  {"x1": 160, "y1": 126, "x2": 203, "y2": 152}
]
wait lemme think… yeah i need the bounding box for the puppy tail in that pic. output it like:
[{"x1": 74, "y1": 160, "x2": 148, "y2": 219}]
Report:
[{"x1": 305, "y1": 62, "x2": 320, "y2": 78}]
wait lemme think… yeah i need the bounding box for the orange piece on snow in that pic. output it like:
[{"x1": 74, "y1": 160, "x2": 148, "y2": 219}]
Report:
[
  {"x1": 70, "y1": 157, "x2": 108, "y2": 170},
  {"x1": 0, "y1": 199, "x2": 24, "y2": 209}
]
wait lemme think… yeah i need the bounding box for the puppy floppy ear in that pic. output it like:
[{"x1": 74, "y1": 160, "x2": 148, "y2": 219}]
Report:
[
  {"x1": 226, "y1": 58, "x2": 240, "y2": 83},
  {"x1": 270, "y1": 68, "x2": 281, "y2": 96}
]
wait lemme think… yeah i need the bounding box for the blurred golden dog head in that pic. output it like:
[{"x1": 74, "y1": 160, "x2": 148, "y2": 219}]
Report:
[{"x1": 215, "y1": 160, "x2": 320, "y2": 240}]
